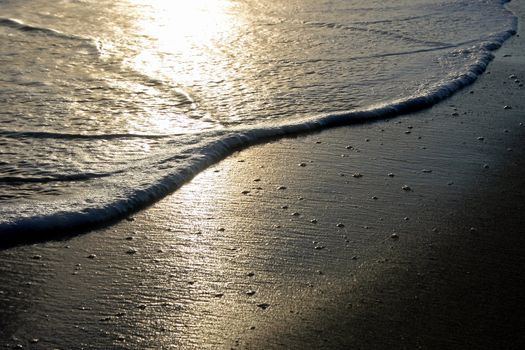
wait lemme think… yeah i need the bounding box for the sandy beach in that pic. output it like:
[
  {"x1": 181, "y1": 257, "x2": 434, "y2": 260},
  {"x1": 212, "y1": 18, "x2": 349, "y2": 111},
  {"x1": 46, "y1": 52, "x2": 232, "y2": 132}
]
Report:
[{"x1": 1, "y1": 1, "x2": 525, "y2": 349}]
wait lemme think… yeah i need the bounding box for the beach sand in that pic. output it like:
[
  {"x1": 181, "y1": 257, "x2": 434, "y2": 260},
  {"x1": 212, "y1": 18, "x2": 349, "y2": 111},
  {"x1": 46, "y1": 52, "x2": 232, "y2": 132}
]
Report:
[{"x1": 1, "y1": 1, "x2": 525, "y2": 349}]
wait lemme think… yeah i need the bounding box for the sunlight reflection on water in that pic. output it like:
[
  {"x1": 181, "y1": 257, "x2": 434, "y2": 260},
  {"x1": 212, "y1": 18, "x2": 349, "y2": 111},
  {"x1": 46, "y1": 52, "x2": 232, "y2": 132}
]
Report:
[
  {"x1": 0, "y1": 0, "x2": 516, "y2": 237},
  {"x1": 125, "y1": 0, "x2": 237, "y2": 90}
]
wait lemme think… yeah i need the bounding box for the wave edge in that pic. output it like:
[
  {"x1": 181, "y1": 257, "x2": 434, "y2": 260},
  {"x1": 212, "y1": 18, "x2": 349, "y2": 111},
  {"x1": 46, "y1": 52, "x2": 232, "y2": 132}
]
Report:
[{"x1": 0, "y1": 24, "x2": 517, "y2": 245}]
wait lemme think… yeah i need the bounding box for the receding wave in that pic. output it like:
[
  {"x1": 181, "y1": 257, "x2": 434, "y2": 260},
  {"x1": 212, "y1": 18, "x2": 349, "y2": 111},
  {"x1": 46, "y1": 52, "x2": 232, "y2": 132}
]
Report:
[
  {"x1": 0, "y1": 131, "x2": 175, "y2": 140},
  {"x1": 352, "y1": 13, "x2": 436, "y2": 26},
  {"x1": 0, "y1": 25, "x2": 516, "y2": 244},
  {"x1": 304, "y1": 21, "x2": 452, "y2": 48},
  {"x1": 0, "y1": 172, "x2": 114, "y2": 184},
  {"x1": 0, "y1": 17, "x2": 93, "y2": 43}
]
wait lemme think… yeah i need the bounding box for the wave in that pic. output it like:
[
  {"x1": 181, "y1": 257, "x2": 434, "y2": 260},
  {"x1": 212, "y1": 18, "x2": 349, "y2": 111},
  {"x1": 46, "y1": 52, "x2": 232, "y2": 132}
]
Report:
[
  {"x1": 0, "y1": 131, "x2": 175, "y2": 140},
  {"x1": 275, "y1": 41, "x2": 480, "y2": 65},
  {"x1": 0, "y1": 23, "x2": 517, "y2": 246},
  {"x1": 0, "y1": 17, "x2": 102, "y2": 59},
  {"x1": 0, "y1": 172, "x2": 114, "y2": 184},
  {"x1": 352, "y1": 13, "x2": 436, "y2": 26},
  {"x1": 304, "y1": 20, "x2": 452, "y2": 48},
  {"x1": 0, "y1": 17, "x2": 93, "y2": 42}
]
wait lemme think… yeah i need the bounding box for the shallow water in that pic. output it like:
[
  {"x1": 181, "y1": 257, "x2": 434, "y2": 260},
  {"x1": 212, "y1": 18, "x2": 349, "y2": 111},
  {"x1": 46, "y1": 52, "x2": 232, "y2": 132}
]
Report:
[{"x1": 0, "y1": 0, "x2": 517, "y2": 236}]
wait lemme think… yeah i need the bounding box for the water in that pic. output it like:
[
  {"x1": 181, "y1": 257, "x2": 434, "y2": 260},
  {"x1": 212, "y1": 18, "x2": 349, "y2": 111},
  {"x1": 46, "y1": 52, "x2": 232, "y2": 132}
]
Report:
[{"x1": 0, "y1": 0, "x2": 517, "y2": 237}]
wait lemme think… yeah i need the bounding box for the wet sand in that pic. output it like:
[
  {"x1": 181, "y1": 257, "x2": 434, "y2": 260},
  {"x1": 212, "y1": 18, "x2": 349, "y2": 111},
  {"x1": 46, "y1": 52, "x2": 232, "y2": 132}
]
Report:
[{"x1": 2, "y1": 2, "x2": 525, "y2": 349}]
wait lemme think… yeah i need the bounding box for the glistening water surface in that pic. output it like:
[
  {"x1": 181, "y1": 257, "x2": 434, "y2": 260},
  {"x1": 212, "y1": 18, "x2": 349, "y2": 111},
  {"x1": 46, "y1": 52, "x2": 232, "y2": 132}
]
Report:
[{"x1": 0, "y1": 0, "x2": 517, "y2": 236}]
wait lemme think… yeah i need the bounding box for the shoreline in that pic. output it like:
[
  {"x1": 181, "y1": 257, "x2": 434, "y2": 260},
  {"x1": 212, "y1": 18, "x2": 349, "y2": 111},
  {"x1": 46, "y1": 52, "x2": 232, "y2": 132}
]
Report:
[
  {"x1": 0, "y1": 8, "x2": 518, "y2": 245},
  {"x1": 1, "y1": 1, "x2": 525, "y2": 349}
]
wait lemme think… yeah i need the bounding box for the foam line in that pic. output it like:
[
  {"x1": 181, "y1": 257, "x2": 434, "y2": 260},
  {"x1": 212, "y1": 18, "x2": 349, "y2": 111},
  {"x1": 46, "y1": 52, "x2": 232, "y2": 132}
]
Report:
[{"x1": 0, "y1": 21, "x2": 517, "y2": 246}]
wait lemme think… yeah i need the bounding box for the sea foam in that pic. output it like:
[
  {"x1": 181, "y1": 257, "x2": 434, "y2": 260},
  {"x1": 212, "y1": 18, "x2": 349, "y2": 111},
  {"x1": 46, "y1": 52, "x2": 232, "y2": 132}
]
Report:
[{"x1": 0, "y1": 0, "x2": 518, "y2": 244}]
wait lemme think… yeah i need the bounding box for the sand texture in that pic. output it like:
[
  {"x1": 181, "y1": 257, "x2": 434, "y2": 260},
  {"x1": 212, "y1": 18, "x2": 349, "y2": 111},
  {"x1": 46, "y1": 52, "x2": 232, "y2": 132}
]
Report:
[{"x1": 1, "y1": 1, "x2": 525, "y2": 349}]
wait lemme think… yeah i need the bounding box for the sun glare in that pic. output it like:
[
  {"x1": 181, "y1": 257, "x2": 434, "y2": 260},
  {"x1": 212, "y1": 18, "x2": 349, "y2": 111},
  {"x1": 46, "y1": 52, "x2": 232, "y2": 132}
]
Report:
[{"x1": 125, "y1": 0, "x2": 236, "y2": 84}]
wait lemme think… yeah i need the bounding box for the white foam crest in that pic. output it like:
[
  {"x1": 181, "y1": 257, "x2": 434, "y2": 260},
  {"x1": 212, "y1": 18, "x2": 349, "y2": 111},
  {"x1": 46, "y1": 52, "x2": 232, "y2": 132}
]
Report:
[{"x1": 0, "y1": 6, "x2": 518, "y2": 245}]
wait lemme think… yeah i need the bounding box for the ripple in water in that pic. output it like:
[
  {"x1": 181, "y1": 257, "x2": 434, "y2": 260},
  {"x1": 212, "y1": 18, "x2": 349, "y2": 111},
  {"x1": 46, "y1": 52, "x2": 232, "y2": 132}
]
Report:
[{"x1": 0, "y1": 0, "x2": 517, "y2": 239}]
